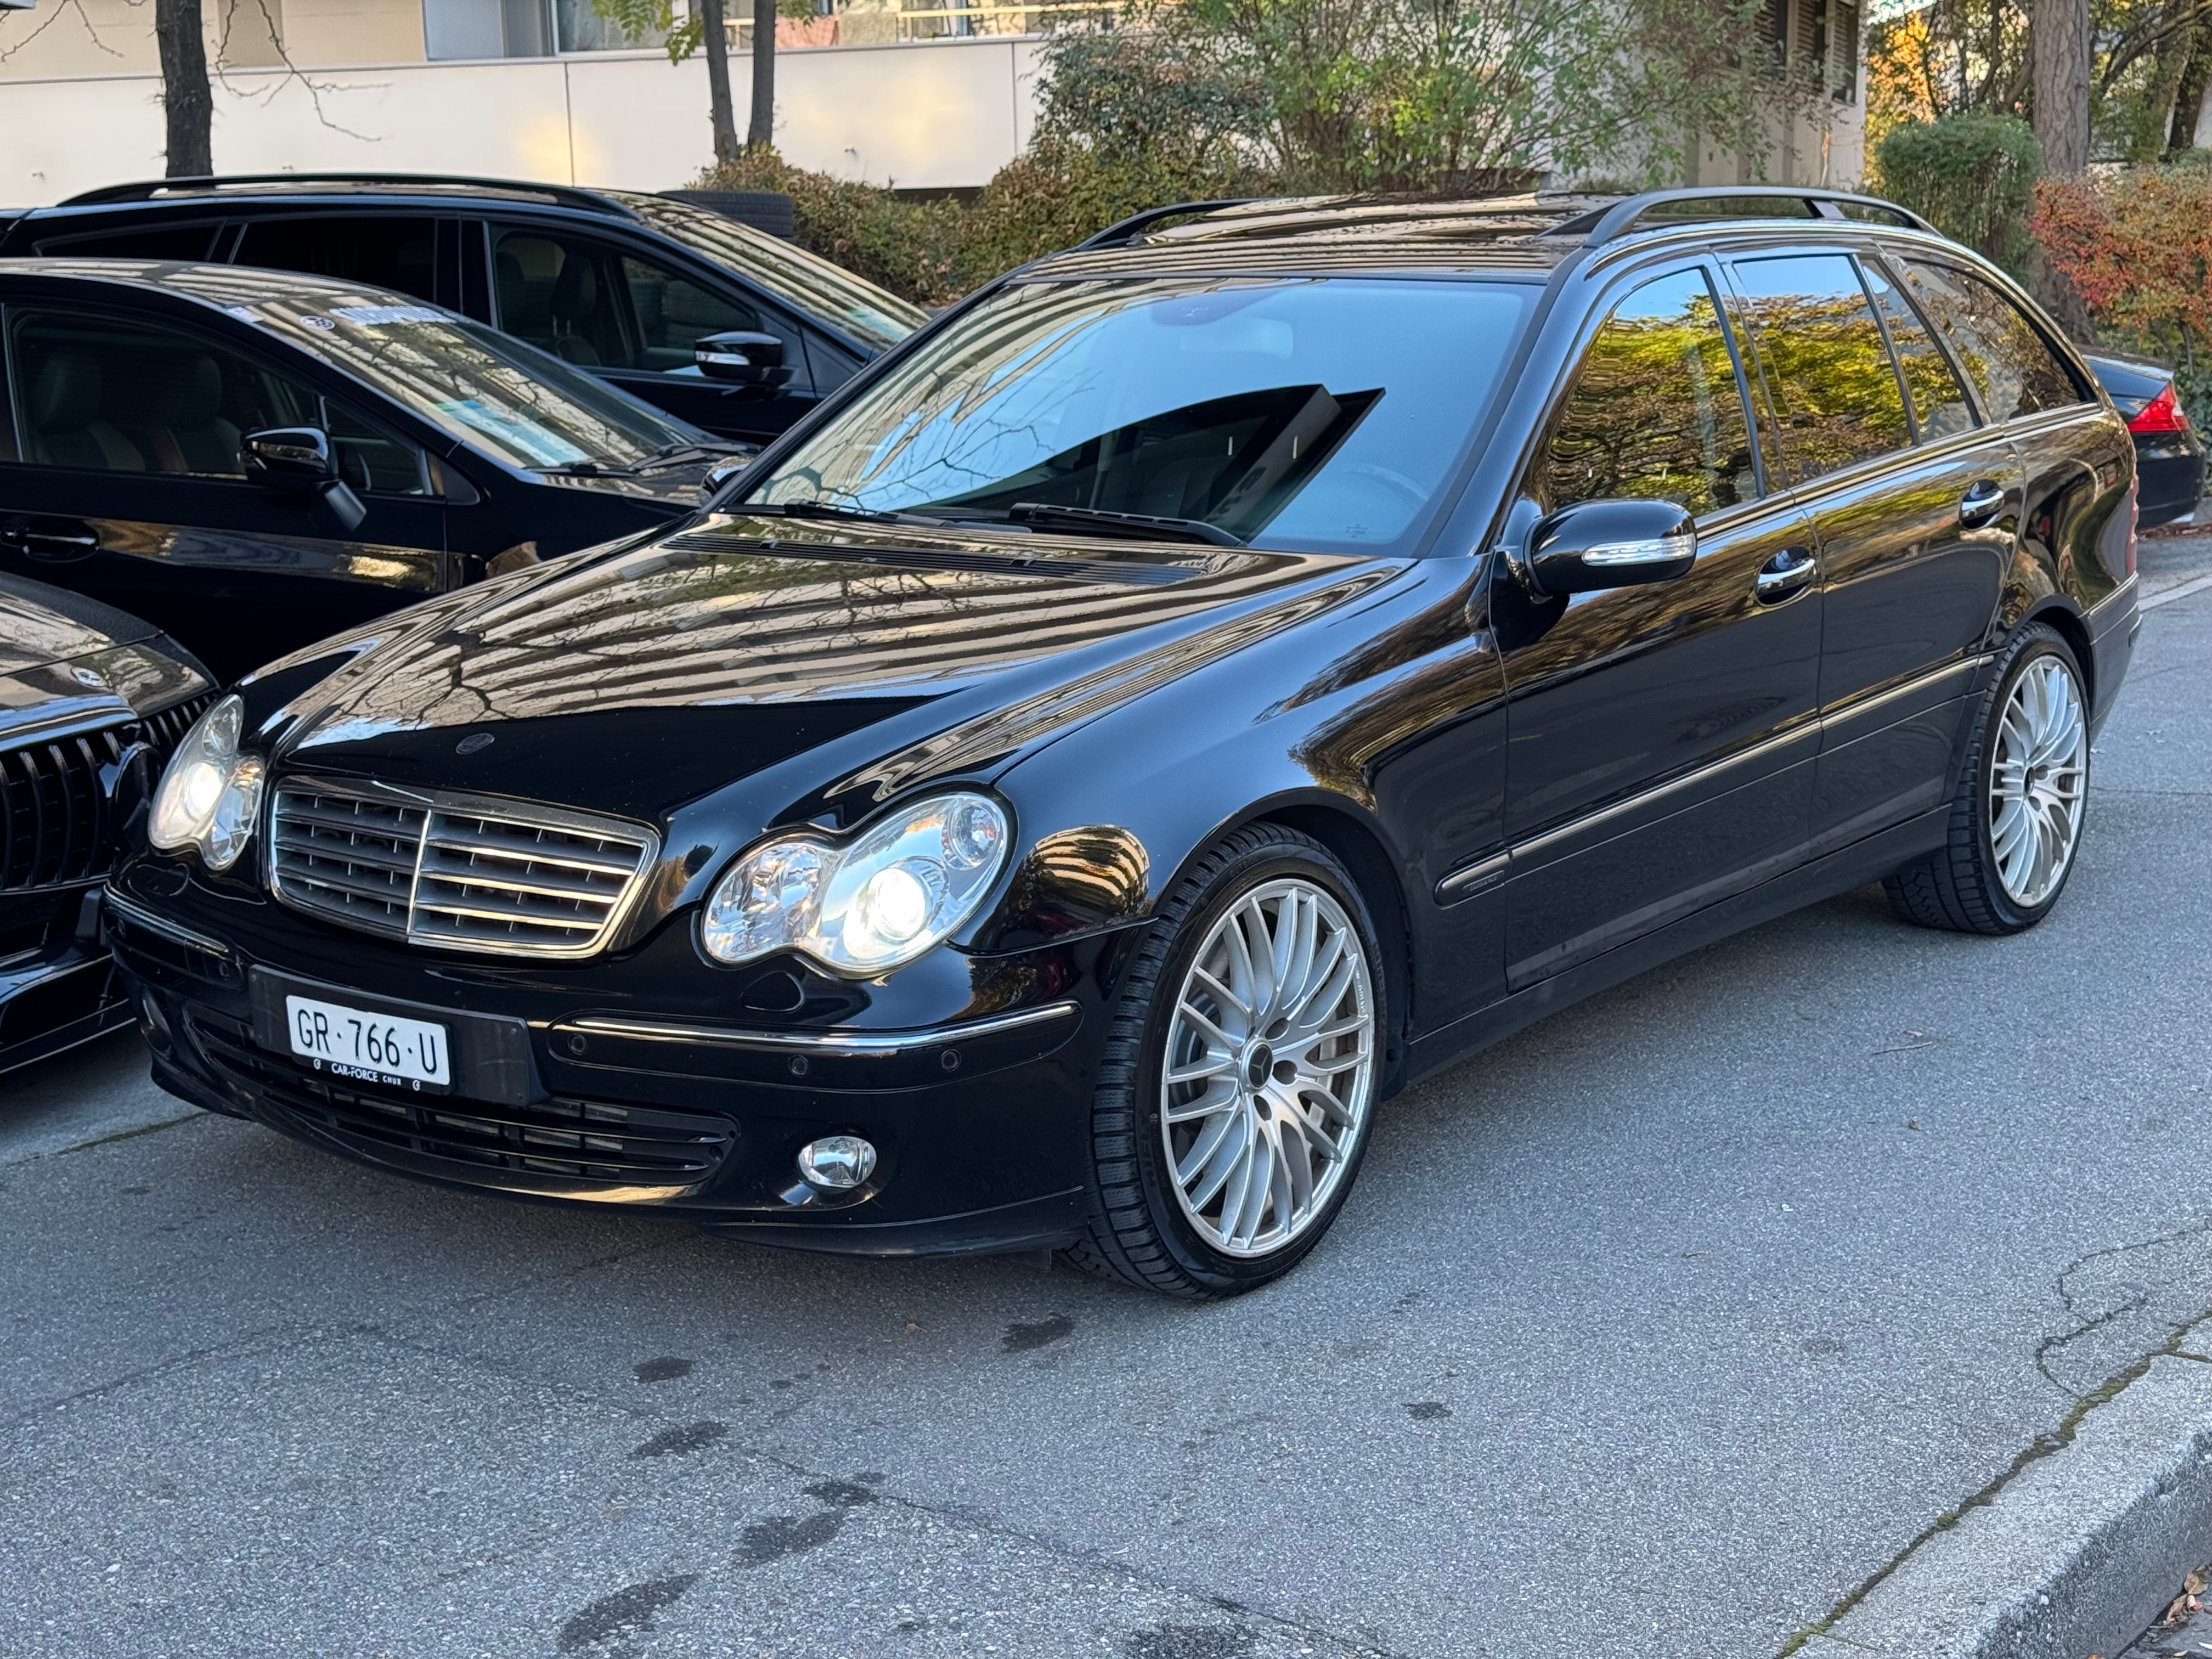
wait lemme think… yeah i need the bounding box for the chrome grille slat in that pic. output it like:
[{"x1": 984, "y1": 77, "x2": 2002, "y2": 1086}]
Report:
[{"x1": 269, "y1": 781, "x2": 654, "y2": 958}]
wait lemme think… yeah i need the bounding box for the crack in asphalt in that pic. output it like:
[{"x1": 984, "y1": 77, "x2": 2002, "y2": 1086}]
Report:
[
  {"x1": 1775, "y1": 1220, "x2": 2212, "y2": 1657},
  {"x1": 345, "y1": 1322, "x2": 1414, "y2": 1659}
]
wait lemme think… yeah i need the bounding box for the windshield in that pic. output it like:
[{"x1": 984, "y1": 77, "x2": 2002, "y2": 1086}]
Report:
[
  {"x1": 743, "y1": 276, "x2": 1538, "y2": 555},
  {"x1": 225, "y1": 295, "x2": 701, "y2": 469},
  {"x1": 617, "y1": 194, "x2": 928, "y2": 353}
]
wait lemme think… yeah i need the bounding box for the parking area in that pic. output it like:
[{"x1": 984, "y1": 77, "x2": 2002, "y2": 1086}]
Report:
[{"x1": 5, "y1": 534, "x2": 2209, "y2": 1659}]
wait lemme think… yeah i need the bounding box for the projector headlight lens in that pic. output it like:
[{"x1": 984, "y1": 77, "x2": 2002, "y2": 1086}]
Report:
[
  {"x1": 148, "y1": 696, "x2": 266, "y2": 871},
  {"x1": 700, "y1": 792, "x2": 1011, "y2": 975}
]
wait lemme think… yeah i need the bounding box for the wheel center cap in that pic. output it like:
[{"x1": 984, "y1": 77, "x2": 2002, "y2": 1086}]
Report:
[{"x1": 1246, "y1": 1045, "x2": 1275, "y2": 1089}]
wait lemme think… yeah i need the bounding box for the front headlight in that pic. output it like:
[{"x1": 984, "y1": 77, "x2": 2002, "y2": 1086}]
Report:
[
  {"x1": 700, "y1": 792, "x2": 1009, "y2": 975},
  {"x1": 148, "y1": 696, "x2": 267, "y2": 871}
]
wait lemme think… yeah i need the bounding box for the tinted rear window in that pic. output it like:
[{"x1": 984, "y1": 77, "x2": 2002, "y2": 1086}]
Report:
[
  {"x1": 234, "y1": 216, "x2": 439, "y2": 304},
  {"x1": 1898, "y1": 259, "x2": 2087, "y2": 421},
  {"x1": 36, "y1": 223, "x2": 221, "y2": 261}
]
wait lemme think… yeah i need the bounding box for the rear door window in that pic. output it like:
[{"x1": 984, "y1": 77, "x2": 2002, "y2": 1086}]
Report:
[
  {"x1": 1730, "y1": 253, "x2": 1913, "y2": 484},
  {"x1": 1859, "y1": 260, "x2": 1976, "y2": 439},
  {"x1": 1533, "y1": 266, "x2": 1759, "y2": 517},
  {"x1": 36, "y1": 223, "x2": 223, "y2": 261},
  {"x1": 1897, "y1": 258, "x2": 2087, "y2": 421},
  {"x1": 233, "y1": 216, "x2": 440, "y2": 305}
]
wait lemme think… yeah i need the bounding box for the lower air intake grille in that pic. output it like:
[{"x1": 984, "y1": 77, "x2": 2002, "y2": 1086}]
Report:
[
  {"x1": 269, "y1": 781, "x2": 656, "y2": 958},
  {"x1": 190, "y1": 1017, "x2": 734, "y2": 1190}
]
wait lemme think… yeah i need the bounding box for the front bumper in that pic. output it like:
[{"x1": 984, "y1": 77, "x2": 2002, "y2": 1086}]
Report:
[
  {"x1": 0, "y1": 887, "x2": 132, "y2": 1074},
  {"x1": 105, "y1": 870, "x2": 1133, "y2": 1257}
]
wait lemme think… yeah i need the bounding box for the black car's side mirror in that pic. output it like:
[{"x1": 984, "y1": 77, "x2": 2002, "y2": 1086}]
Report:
[
  {"x1": 240, "y1": 427, "x2": 368, "y2": 535},
  {"x1": 695, "y1": 331, "x2": 795, "y2": 387},
  {"x1": 1525, "y1": 498, "x2": 1697, "y2": 596}
]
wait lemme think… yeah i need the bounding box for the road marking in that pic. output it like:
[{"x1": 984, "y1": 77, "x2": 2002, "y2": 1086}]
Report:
[{"x1": 2141, "y1": 569, "x2": 2212, "y2": 611}]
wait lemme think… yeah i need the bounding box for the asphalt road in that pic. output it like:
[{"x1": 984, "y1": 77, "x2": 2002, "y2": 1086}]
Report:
[{"x1": 6, "y1": 535, "x2": 2210, "y2": 1659}]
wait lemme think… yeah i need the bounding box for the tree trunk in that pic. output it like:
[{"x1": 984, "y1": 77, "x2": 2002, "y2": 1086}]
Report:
[
  {"x1": 2029, "y1": 0, "x2": 2095, "y2": 340},
  {"x1": 747, "y1": 0, "x2": 775, "y2": 149},
  {"x1": 701, "y1": 0, "x2": 740, "y2": 166},
  {"x1": 155, "y1": 0, "x2": 213, "y2": 178},
  {"x1": 2170, "y1": 16, "x2": 2212, "y2": 155}
]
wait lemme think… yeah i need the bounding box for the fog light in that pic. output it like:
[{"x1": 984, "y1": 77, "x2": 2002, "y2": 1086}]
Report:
[{"x1": 797, "y1": 1135, "x2": 877, "y2": 1189}]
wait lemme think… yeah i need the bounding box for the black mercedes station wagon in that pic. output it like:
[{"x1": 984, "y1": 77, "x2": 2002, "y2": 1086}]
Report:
[
  {"x1": 0, "y1": 174, "x2": 928, "y2": 444},
  {"x1": 106, "y1": 188, "x2": 2139, "y2": 1297},
  {"x1": 2, "y1": 574, "x2": 211, "y2": 1073},
  {"x1": 0, "y1": 259, "x2": 743, "y2": 682}
]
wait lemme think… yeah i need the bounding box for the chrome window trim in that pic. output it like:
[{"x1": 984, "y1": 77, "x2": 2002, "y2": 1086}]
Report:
[
  {"x1": 564, "y1": 1000, "x2": 1081, "y2": 1054},
  {"x1": 267, "y1": 773, "x2": 662, "y2": 961}
]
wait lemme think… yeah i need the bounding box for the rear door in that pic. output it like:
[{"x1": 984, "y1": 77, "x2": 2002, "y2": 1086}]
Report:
[
  {"x1": 1497, "y1": 259, "x2": 1821, "y2": 990},
  {"x1": 1725, "y1": 250, "x2": 2016, "y2": 855},
  {"x1": 482, "y1": 221, "x2": 820, "y2": 440},
  {"x1": 229, "y1": 214, "x2": 450, "y2": 309},
  {"x1": 0, "y1": 297, "x2": 445, "y2": 682}
]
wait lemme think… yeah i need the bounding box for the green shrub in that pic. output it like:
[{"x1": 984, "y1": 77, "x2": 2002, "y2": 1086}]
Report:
[{"x1": 1874, "y1": 112, "x2": 2041, "y2": 276}]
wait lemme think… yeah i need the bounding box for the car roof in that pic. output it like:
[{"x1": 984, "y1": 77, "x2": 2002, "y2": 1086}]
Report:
[
  {"x1": 1029, "y1": 187, "x2": 1937, "y2": 283},
  {"x1": 0, "y1": 256, "x2": 428, "y2": 313},
  {"x1": 47, "y1": 173, "x2": 635, "y2": 219}
]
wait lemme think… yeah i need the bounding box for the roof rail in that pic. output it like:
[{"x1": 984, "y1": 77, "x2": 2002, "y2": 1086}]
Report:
[
  {"x1": 1077, "y1": 199, "x2": 1265, "y2": 250},
  {"x1": 1548, "y1": 185, "x2": 1937, "y2": 246},
  {"x1": 54, "y1": 173, "x2": 636, "y2": 218}
]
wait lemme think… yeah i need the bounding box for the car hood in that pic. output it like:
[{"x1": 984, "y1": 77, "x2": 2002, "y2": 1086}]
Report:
[
  {"x1": 0, "y1": 574, "x2": 212, "y2": 744},
  {"x1": 258, "y1": 513, "x2": 1397, "y2": 826}
]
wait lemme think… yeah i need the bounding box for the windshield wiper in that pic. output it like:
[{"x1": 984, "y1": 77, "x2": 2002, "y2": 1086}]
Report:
[
  {"x1": 1001, "y1": 502, "x2": 1245, "y2": 548},
  {"x1": 537, "y1": 439, "x2": 753, "y2": 479},
  {"x1": 740, "y1": 499, "x2": 934, "y2": 526}
]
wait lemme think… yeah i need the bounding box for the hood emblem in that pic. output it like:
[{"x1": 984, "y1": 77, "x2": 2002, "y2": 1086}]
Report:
[
  {"x1": 455, "y1": 732, "x2": 496, "y2": 755},
  {"x1": 72, "y1": 665, "x2": 108, "y2": 689}
]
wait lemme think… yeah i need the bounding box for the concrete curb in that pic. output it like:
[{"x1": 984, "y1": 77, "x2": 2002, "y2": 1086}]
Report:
[{"x1": 1797, "y1": 1355, "x2": 2212, "y2": 1659}]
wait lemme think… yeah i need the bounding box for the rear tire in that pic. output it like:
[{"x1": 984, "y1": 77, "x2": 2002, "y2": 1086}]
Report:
[
  {"x1": 1064, "y1": 825, "x2": 1384, "y2": 1299},
  {"x1": 1884, "y1": 623, "x2": 2088, "y2": 935}
]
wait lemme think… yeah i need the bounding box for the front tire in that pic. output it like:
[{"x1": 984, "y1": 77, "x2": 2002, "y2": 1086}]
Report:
[
  {"x1": 1065, "y1": 825, "x2": 1384, "y2": 1299},
  {"x1": 1884, "y1": 622, "x2": 2089, "y2": 935}
]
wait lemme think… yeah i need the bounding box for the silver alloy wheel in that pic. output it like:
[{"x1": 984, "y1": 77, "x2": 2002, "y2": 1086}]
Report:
[
  {"x1": 1989, "y1": 654, "x2": 2087, "y2": 908},
  {"x1": 1159, "y1": 877, "x2": 1376, "y2": 1259}
]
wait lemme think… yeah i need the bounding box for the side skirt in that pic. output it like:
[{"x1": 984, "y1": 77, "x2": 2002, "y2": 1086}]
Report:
[{"x1": 1402, "y1": 805, "x2": 1950, "y2": 1087}]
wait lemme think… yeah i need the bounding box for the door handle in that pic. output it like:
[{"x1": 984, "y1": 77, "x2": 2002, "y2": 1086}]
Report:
[
  {"x1": 1, "y1": 518, "x2": 100, "y2": 562},
  {"x1": 1754, "y1": 545, "x2": 1817, "y2": 602},
  {"x1": 1959, "y1": 479, "x2": 2006, "y2": 528}
]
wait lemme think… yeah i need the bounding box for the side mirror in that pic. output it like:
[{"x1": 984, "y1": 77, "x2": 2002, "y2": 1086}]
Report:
[
  {"x1": 239, "y1": 426, "x2": 366, "y2": 535},
  {"x1": 695, "y1": 330, "x2": 794, "y2": 387},
  {"x1": 241, "y1": 426, "x2": 335, "y2": 484},
  {"x1": 1525, "y1": 498, "x2": 1697, "y2": 596}
]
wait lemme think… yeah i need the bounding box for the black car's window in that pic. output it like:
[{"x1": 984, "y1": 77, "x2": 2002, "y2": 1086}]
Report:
[
  {"x1": 1731, "y1": 253, "x2": 1913, "y2": 484},
  {"x1": 1533, "y1": 268, "x2": 1757, "y2": 518},
  {"x1": 234, "y1": 216, "x2": 439, "y2": 305},
  {"x1": 493, "y1": 226, "x2": 806, "y2": 388},
  {"x1": 4, "y1": 308, "x2": 427, "y2": 494},
  {"x1": 745, "y1": 275, "x2": 1540, "y2": 556},
  {"x1": 35, "y1": 223, "x2": 221, "y2": 261},
  {"x1": 1898, "y1": 259, "x2": 2087, "y2": 422},
  {"x1": 1858, "y1": 261, "x2": 1975, "y2": 440},
  {"x1": 616, "y1": 192, "x2": 927, "y2": 353}
]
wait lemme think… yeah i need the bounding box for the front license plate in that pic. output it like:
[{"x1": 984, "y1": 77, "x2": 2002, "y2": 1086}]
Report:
[{"x1": 284, "y1": 994, "x2": 452, "y2": 1091}]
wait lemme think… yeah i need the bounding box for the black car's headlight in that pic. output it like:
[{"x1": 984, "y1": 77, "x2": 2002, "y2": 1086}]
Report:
[
  {"x1": 148, "y1": 695, "x2": 266, "y2": 872},
  {"x1": 699, "y1": 792, "x2": 1009, "y2": 975}
]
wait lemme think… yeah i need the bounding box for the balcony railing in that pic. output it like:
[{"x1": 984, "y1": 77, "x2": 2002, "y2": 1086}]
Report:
[{"x1": 731, "y1": 0, "x2": 1120, "y2": 48}]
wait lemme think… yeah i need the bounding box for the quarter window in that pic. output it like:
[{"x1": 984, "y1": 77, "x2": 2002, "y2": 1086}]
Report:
[
  {"x1": 1898, "y1": 259, "x2": 2087, "y2": 421},
  {"x1": 1535, "y1": 267, "x2": 1758, "y2": 517},
  {"x1": 1859, "y1": 261, "x2": 1975, "y2": 439},
  {"x1": 1731, "y1": 252, "x2": 1913, "y2": 483},
  {"x1": 5, "y1": 308, "x2": 427, "y2": 494}
]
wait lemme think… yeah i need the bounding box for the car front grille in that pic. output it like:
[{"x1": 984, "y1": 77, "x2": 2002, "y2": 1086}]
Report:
[
  {"x1": 269, "y1": 781, "x2": 656, "y2": 958},
  {"x1": 2, "y1": 693, "x2": 213, "y2": 893},
  {"x1": 189, "y1": 1015, "x2": 734, "y2": 1191}
]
